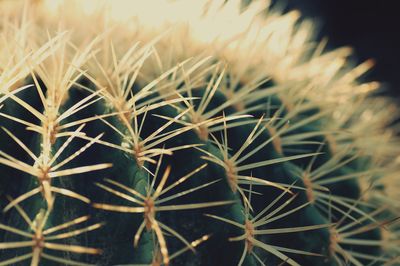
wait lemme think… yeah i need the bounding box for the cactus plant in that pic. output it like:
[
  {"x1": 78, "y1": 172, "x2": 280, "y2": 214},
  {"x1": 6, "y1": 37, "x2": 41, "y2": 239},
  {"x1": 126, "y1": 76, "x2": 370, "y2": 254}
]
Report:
[{"x1": 0, "y1": 0, "x2": 399, "y2": 265}]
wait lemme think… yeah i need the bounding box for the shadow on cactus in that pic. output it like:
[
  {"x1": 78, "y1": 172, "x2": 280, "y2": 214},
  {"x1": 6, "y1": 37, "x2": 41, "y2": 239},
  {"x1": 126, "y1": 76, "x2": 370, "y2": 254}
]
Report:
[{"x1": 0, "y1": 0, "x2": 399, "y2": 265}]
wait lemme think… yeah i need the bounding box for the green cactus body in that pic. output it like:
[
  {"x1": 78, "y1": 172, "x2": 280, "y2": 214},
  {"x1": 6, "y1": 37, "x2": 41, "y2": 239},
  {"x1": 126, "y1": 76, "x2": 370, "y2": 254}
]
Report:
[{"x1": 0, "y1": 0, "x2": 399, "y2": 265}]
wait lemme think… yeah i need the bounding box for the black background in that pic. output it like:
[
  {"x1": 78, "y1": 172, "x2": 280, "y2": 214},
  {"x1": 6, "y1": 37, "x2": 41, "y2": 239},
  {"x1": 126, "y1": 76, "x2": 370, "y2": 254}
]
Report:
[{"x1": 280, "y1": 0, "x2": 400, "y2": 103}]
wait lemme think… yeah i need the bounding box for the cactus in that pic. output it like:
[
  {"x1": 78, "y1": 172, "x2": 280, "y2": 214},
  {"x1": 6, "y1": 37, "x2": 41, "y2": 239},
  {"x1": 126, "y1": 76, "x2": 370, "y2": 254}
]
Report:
[{"x1": 0, "y1": 0, "x2": 399, "y2": 265}]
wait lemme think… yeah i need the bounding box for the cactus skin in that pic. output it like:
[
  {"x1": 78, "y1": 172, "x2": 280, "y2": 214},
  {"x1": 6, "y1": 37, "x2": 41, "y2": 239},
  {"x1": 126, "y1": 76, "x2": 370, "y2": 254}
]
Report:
[{"x1": 0, "y1": 0, "x2": 399, "y2": 265}]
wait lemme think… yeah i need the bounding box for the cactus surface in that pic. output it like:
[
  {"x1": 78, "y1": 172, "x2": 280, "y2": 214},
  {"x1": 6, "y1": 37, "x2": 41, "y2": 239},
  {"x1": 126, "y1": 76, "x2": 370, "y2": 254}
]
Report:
[{"x1": 0, "y1": 0, "x2": 399, "y2": 265}]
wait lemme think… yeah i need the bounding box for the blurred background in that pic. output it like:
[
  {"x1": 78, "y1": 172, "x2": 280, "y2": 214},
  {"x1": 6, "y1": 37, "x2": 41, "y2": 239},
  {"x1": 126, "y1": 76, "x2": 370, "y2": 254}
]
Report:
[{"x1": 281, "y1": 0, "x2": 400, "y2": 104}]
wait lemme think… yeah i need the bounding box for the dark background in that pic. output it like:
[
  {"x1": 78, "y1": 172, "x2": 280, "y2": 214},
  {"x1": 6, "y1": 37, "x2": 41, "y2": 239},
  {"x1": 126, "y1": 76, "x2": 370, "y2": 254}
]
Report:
[{"x1": 279, "y1": 0, "x2": 400, "y2": 103}]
